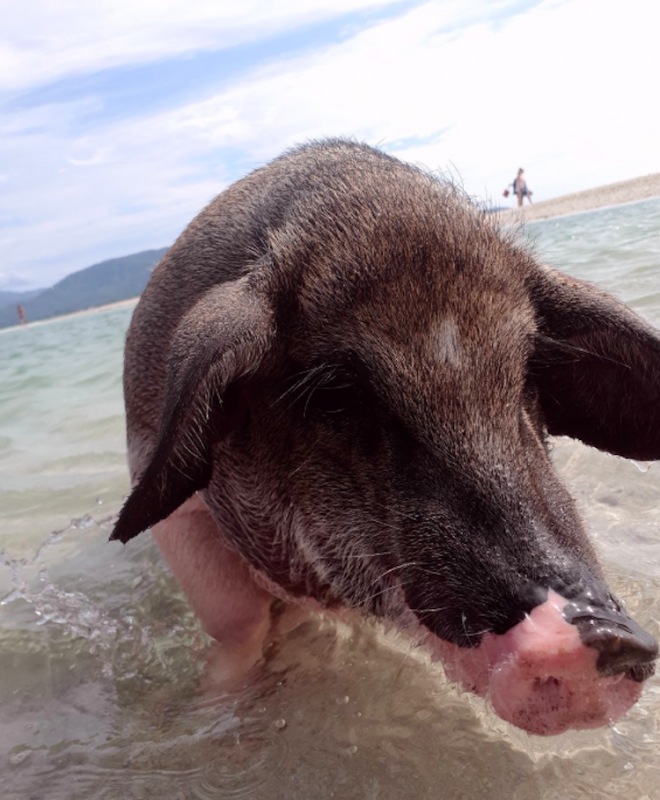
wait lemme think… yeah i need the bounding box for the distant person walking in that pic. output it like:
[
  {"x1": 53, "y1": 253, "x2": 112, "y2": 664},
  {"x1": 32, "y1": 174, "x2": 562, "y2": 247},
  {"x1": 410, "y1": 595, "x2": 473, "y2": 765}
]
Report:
[
  {"x1": 16, "y1": 304, "x2": 27, "y2": 325},
  {"x1": 513, "y1": 168, "x2": 532, "y2": 207}
]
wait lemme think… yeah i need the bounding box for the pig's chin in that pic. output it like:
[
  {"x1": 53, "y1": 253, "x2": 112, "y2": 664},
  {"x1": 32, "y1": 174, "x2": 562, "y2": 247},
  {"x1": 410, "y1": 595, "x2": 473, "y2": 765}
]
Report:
[{"x1": 427, "y1": 590, "x2": 644, "y2": 736}]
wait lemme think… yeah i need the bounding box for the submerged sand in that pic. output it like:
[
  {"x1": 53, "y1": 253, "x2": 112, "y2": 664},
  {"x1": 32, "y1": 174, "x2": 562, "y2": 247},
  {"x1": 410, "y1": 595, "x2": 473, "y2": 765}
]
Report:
[{"x1": 498, "y1": 172, "x2": 660, "y2": 224}]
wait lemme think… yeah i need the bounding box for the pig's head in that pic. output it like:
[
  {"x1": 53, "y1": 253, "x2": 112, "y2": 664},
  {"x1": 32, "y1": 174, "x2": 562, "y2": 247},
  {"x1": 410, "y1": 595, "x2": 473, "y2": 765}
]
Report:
[{"x1": 112, "y1": 193, "x2": 660, "y2": 736}]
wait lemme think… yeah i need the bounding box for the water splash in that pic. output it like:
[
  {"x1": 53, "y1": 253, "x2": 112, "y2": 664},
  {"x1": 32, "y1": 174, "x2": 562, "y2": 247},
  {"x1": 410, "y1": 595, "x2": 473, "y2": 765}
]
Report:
[{"x1": 0, "y1": 514, "x2": 205, "y2": 685}]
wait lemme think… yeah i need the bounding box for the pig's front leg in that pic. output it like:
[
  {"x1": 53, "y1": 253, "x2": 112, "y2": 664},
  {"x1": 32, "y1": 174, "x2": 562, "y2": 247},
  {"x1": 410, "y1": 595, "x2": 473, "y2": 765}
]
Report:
[{"x1": 152, "y1": 493, "x2": 275, "y2": 680}]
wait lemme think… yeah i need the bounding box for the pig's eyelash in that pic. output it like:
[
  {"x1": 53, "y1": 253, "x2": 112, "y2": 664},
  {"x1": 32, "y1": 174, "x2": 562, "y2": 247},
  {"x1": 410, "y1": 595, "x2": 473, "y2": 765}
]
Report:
[
  {"x1": 270, "y1": 363, "x2": 333, "y2": 408},
  {"x1": 271, "y1": 367, "x2": 322, "y2": 408},
  {"x1": 302, "y1": 368, "x2": 335, "y2": 418},
  {"x1": 300, "y1": 364, "x2": 364, "y2": 416}
]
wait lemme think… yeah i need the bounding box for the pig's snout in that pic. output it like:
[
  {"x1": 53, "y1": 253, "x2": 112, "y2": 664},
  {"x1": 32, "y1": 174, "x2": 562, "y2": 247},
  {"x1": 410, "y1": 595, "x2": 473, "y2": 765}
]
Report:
[
  {"x1": 433, "y1": 590, "x2": 657, "y2": 736},
  {"x1": 563, "y1": 597, "x2": 658, "y2": 683}
]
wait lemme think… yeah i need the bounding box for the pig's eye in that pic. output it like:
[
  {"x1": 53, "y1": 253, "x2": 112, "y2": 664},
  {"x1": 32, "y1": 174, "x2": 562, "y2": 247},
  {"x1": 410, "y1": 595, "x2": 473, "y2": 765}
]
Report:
[{"x1": 303, "y1": 366, "x2": 364, "y2": 416}]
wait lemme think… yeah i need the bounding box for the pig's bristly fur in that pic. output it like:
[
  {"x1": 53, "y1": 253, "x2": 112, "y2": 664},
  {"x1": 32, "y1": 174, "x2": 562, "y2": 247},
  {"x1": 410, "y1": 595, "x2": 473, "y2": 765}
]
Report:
[{"x1": 111, "y1": 140, "x2": 660, "y2": 735}]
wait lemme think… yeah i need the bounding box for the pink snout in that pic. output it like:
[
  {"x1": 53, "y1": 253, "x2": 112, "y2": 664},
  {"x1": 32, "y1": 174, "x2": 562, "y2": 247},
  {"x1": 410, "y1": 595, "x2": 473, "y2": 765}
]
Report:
[{"x1": 433, "y1": 591, "x2": 656, "y2": 736}]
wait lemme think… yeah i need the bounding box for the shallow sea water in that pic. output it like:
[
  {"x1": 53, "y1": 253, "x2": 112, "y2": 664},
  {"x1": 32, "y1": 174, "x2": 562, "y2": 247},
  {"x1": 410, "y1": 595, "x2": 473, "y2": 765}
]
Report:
[{"x1": 1, "y1": 198, "x2": 659, "y2": 799}]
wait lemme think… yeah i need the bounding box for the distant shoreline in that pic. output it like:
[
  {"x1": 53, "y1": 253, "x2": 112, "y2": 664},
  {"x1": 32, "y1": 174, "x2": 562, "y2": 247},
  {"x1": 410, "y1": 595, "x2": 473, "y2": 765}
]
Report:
[
  {"x1": 0, "y1": 297, "x2": 138, "y2": 333},
  {"x1": 497, "y1": 172, "x2": 660, "y2": 224}
]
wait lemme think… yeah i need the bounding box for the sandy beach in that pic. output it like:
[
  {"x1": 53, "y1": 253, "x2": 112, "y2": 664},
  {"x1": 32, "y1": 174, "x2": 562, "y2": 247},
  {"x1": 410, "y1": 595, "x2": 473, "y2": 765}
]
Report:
[{"x1": 498, "y1": 172, "x2": 660, "y2": 224}]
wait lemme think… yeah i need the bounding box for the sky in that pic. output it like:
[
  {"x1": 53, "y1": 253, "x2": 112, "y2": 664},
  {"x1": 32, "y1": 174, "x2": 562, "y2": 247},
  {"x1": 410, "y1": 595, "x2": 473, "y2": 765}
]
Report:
[{"x1": 1, "y1": 0, "x2": 658, "y2": 291}]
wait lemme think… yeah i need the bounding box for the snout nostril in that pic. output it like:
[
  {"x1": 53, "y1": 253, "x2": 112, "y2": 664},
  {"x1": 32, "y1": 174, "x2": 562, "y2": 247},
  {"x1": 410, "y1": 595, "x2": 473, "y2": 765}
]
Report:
[
  {"x1": 533, "y1": 676, "x2": 561, "y2": 691},
  {"x1": 585, "y1": 625, "x2": 658, "y2": 680},
  {"x1": 564, "y1": 600, "x2": 658, "y2": 681}
]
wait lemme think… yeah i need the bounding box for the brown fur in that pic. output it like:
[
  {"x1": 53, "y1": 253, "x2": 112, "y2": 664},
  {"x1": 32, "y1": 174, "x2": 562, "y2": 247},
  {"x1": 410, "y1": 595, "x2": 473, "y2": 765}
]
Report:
[{"x1": 112, "y1": 140, "x2": 660, "y2": 655}]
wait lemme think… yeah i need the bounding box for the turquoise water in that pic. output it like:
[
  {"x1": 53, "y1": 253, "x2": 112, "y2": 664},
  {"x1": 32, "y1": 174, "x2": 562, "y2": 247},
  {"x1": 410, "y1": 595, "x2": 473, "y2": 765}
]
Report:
[
  {"x1": 0, "y1": 306, "x2": 131, "y2": 556},
  {"x1": 0, "y1": 199, "x2": 659, "y2": 799},
  {"x1": 530, "y1": 199, "x2": 660, "y2": 320}
]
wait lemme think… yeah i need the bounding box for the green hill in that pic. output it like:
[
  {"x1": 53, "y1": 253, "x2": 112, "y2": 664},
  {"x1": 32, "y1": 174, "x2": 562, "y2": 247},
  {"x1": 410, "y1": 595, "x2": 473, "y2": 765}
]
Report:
[{"x1": 0, "y1": 248, "x2": 168, "y2": 329}]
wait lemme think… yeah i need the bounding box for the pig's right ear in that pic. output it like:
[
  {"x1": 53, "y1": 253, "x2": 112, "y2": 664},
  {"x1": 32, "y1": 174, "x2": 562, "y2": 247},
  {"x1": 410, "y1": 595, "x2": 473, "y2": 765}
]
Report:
[{"x1": 110, "y1": 278, "x2": 276, "y2": 544}]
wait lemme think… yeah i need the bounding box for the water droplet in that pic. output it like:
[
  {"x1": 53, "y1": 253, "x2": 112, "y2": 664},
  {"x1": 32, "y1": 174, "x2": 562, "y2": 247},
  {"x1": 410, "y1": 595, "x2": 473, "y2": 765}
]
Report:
[
  {"x1": 336, "y1": 695, "x2": 350, "y2": 705},
  {"x1": 347, "y1": 745, "x2": 358, "y2": 755},
  {"x1": 624, "y1": 762, "x2": 633, "y2": 771},
  {"x1": 96, "y1": 497, "x2": 104, "y2": 505},
  {"x1": 274, "y1": 718, "x2": 287, "y2": 730}
]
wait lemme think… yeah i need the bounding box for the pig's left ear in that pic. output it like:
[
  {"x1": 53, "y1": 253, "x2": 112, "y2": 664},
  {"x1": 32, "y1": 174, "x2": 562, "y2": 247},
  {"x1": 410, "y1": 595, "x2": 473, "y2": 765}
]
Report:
[
  {"x1": 529, "y1": 266, "x2": 660, "y2": 460},
  {"x1": 110, "y1": 277, "x2": 276, "y2": 544}
]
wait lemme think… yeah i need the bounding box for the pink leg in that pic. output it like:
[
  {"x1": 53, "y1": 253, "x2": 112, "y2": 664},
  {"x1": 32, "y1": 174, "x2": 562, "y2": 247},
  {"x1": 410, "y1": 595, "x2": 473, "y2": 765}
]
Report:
[{"x1": 152, "y1": 494, "x2": 275, "y2": 679}]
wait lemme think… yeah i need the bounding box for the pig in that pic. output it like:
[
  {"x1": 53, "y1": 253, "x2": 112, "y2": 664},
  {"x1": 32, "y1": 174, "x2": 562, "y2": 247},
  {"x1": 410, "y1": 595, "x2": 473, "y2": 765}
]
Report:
[{"x1": 111, "y1": 140, "x2": 660, "y2": 736}]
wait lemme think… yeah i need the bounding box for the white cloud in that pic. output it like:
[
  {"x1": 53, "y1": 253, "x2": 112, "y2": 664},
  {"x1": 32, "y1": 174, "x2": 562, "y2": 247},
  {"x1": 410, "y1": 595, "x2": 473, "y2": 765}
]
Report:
[
  {"x1": 0, "y1": 106, "x2": 226, "y2": 288},
  {"x1": 0, "y1": 0, "x2": 404, "y2": 92},
  {"x1": 66, "y1": 149, "x2": 116, "y2": 167},
  {"x1": 119, "y1": 0, "x2": 659, "y2": 198},
  {"x1": 162, "y1": 0, "x2": 527, "y2": 159}
]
